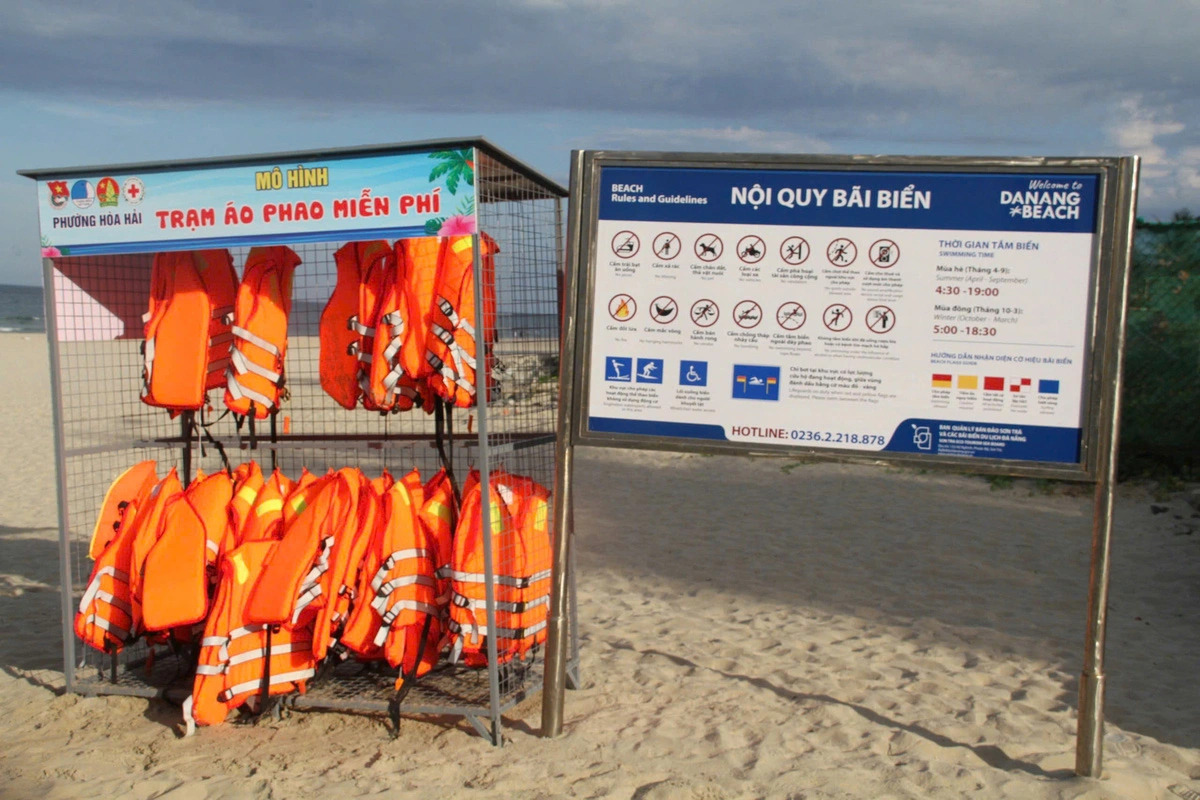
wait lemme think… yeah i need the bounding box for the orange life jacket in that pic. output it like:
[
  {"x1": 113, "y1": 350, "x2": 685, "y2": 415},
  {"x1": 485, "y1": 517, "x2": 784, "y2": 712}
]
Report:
[
  {"x1": 239, "y1": 468, "x2": 295, "y2": 542},
  {"x1": 186, "y1": 539, "x2": 315, "y2": 730},
  {"x1": 88, "y1": 460, "x2": 158, "y2": 560},
  {"x1": 141, "y1": 249, "x2": 238, "y2": 411},
  {"x1": 424, "y1": 234, "x2": 499, "y2": 408},
  {"x1": 224, "y1": 460, "x2": 265, "y2": 555},
  {"x1": 75, "y1": 469, "x2": 164, "y2": 653},
  {"x1": 398, "y1": 237, "x2": 442, "y2": 383},
  {"x1": 140, "y1": 471, "x2": 233, "y2": 633},
  {"x1": 340, "y1": 470, "x2": 440, "y2": 677},
  {"x1": 447, "y1": 471, "x2": 552, "y2": 666},
  {"x1": 369, "y1": 245, "x2": 432, "y2": 413},
  {"x1": 318, "y1": 240, "x2": 395, "y2": 411},
  {"x1": 126, "y1": 469, "x2": 184, "y2": 638},
  {"x1": 224, "y1": 246, "x2": 301, "y2": 419},
  {"x1": 420, "y1": 468, "x2": 457, "y2": 608},
  {"x1": 245, "y1": 473, "x2": 350, "y2": 636}
]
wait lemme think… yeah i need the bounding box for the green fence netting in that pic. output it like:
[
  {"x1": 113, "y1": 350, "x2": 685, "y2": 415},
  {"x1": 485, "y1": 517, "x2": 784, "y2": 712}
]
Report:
[{"x1": 1120, "y1": 218, "x2": 1200, "y2": 476}]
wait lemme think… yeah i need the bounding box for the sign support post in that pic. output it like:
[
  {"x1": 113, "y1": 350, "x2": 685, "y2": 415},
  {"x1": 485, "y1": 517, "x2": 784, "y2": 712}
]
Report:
[{"x1": 1076, "y1": 157, "x2": 1138, "y2": 776}]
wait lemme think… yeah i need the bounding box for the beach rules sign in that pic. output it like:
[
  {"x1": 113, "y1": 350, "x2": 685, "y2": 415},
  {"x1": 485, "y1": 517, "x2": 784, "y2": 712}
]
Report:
[{"x1": 562, "y1": 152, "x2": 1139, "y2": 481}]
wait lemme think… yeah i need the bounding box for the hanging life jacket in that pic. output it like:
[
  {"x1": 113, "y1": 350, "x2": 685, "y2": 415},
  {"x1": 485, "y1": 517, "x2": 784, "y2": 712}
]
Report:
[
  {"x1": 224, "y1": 246, "x2": 301, "y2": 419},
  {"x1": 369, "y1": 244, "x2": 431, "y2": 413},
  {"x1": 186, "y1": 539, "x2": 315, "y2": 730},
  {"x1": 140, "y1": 470, "x2": 233, "y2": 633},
  {"x1": 446, "y1": 471, "x2": 553, "y2": 666},
  {"x1": 88, "y1": 460, "x2": 158, "y2": 560},
  {"x1": 319, "y1": 240, "x2": 393, "y2": 411},
  {"x1": 75, "y1": 467, "x2": 165, "y2": 654},
  {"x1": 424, "y1": 234, "x2": 499, "y2": 408},
  {"x1": 141, "y1": 249, "x2": 238, "y2": 411}
]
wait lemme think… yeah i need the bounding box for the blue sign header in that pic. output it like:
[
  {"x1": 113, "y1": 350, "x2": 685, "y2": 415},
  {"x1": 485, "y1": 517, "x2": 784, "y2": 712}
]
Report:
[{"x1": 599, "y1": 166, "x2": 1099, "y2": 234}]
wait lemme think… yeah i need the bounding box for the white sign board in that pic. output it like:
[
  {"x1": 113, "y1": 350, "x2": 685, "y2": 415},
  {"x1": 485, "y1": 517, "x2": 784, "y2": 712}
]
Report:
[{"x1": 569, "y1": 154, "x2": 1130, "y2": 476}]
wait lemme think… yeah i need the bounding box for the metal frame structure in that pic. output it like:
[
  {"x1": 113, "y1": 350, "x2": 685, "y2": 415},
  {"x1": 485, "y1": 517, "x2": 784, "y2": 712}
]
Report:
[
  {"x1": 25, "y1": 138, "x2": 578, "y2": 745},
  {"x1": 540, "y1": 150, "x2": 1138, "y2": 777}
]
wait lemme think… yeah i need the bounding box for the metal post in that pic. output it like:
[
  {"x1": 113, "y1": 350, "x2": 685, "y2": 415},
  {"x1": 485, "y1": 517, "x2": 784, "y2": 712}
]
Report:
[
  {"x1": 43, "y1": 258, "x2": 78, "y2": 692},
  {"x1": 542, "y1": 151, "x2": 587, "y2": 737},
  {"x1": 1075, "y1": 156, "x2": 1139, "y2": 777},
  {"x1": 471, "y1": 229, "x2": 503, "y2": 746}
]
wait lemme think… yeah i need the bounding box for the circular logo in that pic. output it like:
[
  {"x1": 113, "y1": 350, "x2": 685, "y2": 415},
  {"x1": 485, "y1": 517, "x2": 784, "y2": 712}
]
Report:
[
  {"x1": 96, "y1": 177, "x2": 120, "y2": 208},
  {"x1": 122, "y1": 177, "x2": 145, "y2": 205},
  {"x1": 71, "y1": 180, "x2": 95, "y2": 209}
]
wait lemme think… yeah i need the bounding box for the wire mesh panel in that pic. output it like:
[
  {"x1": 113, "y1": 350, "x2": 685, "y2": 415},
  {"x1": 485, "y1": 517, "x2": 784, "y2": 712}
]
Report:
[{"x1": 43, "y1": 141, "x2": 571, "y2": 744}]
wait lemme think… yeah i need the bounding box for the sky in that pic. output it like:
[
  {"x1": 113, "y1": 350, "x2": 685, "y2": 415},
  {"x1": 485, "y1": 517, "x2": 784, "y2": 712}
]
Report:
[{"x1": 2, "y1": 0, "x2": 1197, "y2": 285}]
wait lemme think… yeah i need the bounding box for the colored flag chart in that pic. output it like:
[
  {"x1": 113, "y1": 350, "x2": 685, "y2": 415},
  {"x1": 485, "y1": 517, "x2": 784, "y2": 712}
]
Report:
[{"x1": 932, "y1": 373, "x2": 1061, "y2": 394}]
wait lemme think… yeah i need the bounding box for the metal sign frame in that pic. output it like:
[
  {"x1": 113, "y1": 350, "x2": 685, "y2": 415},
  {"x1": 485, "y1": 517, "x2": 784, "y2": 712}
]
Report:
[
  {"x1": 540, "y1": 149, "x2": 1139, "y2": 778},
  {"x1": 565, "y1": 151, "x2": 1137, "y2": 481}
]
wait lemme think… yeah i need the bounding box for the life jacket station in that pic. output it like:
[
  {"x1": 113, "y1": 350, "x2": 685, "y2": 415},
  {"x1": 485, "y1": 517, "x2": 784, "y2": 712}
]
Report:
[{"x1": 23, "y1": 139, "x2": 578, "y2": 745}]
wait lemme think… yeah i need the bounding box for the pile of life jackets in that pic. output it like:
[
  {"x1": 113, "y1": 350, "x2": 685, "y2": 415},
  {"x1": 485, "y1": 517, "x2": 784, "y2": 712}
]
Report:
[
  {"x1": 139, "y1": 233, "x2": 498, "y2": 420},
  {"x1": 76, "y1": 459, "x2": 552, "y2": 731}
]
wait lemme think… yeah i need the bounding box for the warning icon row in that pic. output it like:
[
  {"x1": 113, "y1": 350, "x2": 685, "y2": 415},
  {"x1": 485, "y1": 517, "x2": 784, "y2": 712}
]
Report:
[
  {"x1": 608, "y1": 293, "x2": 895, "y2": 333},
  {"x1": 611, "y1": 231, "x2": 900, "y2": 267}
]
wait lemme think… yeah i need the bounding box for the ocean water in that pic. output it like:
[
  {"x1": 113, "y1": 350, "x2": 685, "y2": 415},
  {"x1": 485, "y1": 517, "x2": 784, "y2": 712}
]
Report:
[{"x1": 0, "y1": 284, "x2": 44, "y2": 333}]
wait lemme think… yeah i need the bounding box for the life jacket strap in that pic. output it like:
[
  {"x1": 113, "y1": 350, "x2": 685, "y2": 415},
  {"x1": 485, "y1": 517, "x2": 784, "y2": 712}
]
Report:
[
  {"x1": 435, "y1": 297, "x2": 476, "y2": 338},
  {"x1": 370, "y1": 575, "x2": 437, "y2": 614},
  {"x1": 94, "y1": 589, "x2": 134, "y2": 616},
  {"x1": 79, "y1": 566, "x2": 130, "y2": 613},
  {"x1": 448, "y1": 617, "x2": 547, "y2": 642},
  {"x1": 451, "y1": 592, "x2": 549, "y2": 614},
  {"x1": 430, "y1": 323, "x2": 477, "y2": 371},
  {"x1": 425, "y1": 350, "x2": 476, "y2": 397},
  {"x1": 226, "y1": 368, "x2": 277, "y2": 411},
  {"x1": 368, "y1": 548, "x2": 432, "y2": 594},
  {"x1": 85, "y1": 613, "x2": 130, "y2": 641},
  {"x1": 211, "y1": 305, "x2": 235, "y2": 321},
  {"x1": 347, "y1": 315, "x2": 373, "y2": 337},
  {"x1": 230, "y1": 348, "x2": 282, "y2": 384},
  {"x1": 448, "y1": 568, "x2": 551, "y2": 588},
  {"x1": 230, "y1": 325, "x2": 280, "y2": 358},
  {"x1": 218, "y1": 666, "x2": 316, "y2": 702},
  {"x1": 371, "y1": 603, "x2": 439, "y2": 647}
]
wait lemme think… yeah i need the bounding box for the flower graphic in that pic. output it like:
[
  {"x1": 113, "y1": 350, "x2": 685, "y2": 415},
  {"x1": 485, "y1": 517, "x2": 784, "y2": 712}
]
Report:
[
  {"x1": 437, "y1": 215, "x2": 476, "y2": 237},
  {"x1": 41, "y1": 246, "x2": 62, "y2": 258}
]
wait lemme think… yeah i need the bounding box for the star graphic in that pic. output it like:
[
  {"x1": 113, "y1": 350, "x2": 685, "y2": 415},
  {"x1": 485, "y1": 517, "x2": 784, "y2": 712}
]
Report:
[{"x1": 1009, "y1": 206, "x2": 1021, "y2": 216}]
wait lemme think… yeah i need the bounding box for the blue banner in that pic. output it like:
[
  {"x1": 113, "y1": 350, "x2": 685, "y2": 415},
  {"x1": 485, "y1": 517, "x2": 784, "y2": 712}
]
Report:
[{"x1": 599, "y1": 166, "x2": 1099, "y2": 234}]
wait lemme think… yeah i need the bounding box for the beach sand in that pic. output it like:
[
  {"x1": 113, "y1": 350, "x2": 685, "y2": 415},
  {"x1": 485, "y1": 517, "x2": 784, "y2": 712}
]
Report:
[{"x1": 2, "y1": 331, "x2": 1198, "y2": 799}]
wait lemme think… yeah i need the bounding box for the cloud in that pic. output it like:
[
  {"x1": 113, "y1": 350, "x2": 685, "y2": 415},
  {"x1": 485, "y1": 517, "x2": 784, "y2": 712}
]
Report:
[{"x1": 595, "y1": 125, "x2": 832, "y2": 154}]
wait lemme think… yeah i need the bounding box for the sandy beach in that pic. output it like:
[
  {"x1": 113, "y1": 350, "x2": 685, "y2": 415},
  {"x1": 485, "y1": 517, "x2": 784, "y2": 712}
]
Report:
[{"x1": 2, "y1": 330, "x2": 1198, "y2": 799}]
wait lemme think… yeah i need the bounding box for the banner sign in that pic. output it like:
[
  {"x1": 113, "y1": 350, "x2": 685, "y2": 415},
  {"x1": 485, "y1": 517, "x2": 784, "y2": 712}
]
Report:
[
  {"x1": 576, "y1": 156, "x2": 1116, "y2": 469},
  {"x1": 32, "y1": 148, "x2": 479, "y2": 255}
]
